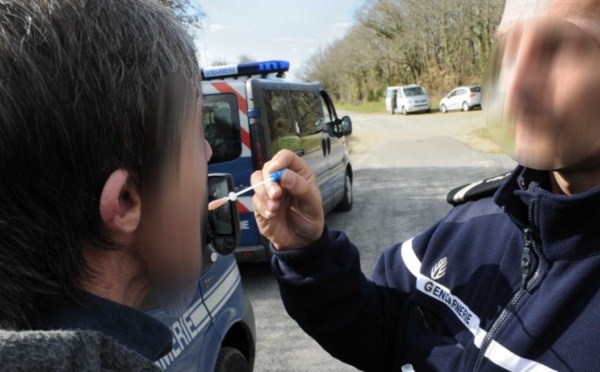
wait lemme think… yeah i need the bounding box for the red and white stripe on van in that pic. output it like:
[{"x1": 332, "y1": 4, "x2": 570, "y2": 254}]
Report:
[{"x1": 203, "y1": 81, "x2": 255, "y2": 213}]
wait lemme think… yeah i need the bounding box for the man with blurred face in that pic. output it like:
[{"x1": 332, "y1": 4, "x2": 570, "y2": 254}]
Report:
[
  {"x1": 251, "y1": 0, "x2": 600, "y2": 370},
  {"x1": 487, "y1": 0, "x2": 600, "y2": 189},
  {"x1": 0, "y1": 1, "x2": 211, "y2": 370}
]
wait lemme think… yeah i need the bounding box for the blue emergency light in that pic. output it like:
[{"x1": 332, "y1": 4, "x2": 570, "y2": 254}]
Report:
[{"x1": 201, "y1": 60, "x2": 290, "y2": 80}]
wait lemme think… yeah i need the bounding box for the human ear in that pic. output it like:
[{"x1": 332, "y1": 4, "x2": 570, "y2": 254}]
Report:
[
  {"x1": 205, "y1": 139, "x2": 213, "y2": 162},
  {"x1": 99, "y1": 169, "x2": 141, "y2": 238}
]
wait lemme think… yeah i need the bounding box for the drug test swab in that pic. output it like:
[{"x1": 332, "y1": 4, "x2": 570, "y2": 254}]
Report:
[{"x1": 208, "y1": 169, "x2": 286, "y2": 211}]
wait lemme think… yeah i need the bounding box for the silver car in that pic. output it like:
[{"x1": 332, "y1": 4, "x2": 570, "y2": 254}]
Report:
[{"x1": 440, "y1": 86, "x2": 481, "y2": 113}]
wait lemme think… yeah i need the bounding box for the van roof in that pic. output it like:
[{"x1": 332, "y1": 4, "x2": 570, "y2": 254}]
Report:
[
  {"x1": 201, "y1": 77, "x2": 323, "y2": 91},
  {"x1": 201, "y1": 60, "x2": 290, "y2": 81}
]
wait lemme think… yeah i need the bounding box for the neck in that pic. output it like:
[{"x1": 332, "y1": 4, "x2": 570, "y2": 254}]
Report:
[
  {"x1": 80, "y1": 246, "x2": 150, "y2": 308},
  {"x1": 550, "y1": 162, "x2": 600, "y2": 195}
]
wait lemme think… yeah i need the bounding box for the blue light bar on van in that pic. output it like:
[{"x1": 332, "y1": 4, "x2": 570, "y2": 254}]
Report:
[{"x1": 201, "y1": 60, "x2": 290, "y2": 80}]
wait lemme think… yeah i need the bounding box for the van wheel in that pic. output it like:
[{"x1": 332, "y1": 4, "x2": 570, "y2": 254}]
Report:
[
  {"x1": 402, "y1": 106, "x2": 408, "y2": 115},
  {"x1": 440, "y1": 104, "x2": 447, "y2": 113},
  {"x1": 462, "y1": 102, "x2": 470, "y2": 111},
  {"x1": 335, "y1": 173, "x2": 353, "y2": 212},
  {"x1": 215, "y1": 347, "x2": 250, "y2": 372}
]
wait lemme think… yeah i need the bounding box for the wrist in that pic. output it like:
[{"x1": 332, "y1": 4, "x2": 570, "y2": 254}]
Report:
[
  {"x1": 272, "y1": 225, "x2": 326, "y2": 251},
  {"x1": 272, "y1": 224, "x2": 327, "y2": 251}
]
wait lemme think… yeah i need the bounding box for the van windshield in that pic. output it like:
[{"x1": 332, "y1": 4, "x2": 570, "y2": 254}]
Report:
[
  {"x1": 403, "y1": 87, "x2": 426, "y2": 97},
  {"x1": 203, "y1": 94, "x2": 242, "y2": 164}
]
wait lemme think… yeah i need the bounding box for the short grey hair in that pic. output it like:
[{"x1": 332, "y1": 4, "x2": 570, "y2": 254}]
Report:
[
  {"x1": 0, "y1": 0, "x2": 201, "y2": 328},
  {"x1": 498, "y1": 0, "x2": 551, "y2": 33}
]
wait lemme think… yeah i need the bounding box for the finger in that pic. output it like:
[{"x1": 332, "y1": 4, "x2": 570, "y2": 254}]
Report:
[
  {"x1": 250, "y1": 170, "x2": 265, "y2": 189},
  {"x1": 252, "y1": 195, "x2": 281, "y2": 219},
  {"x1": 266, "y1": 150, "x2": 314, "y2": 182},
  {"x1": 251, "y1": 194, "x2": 268, "y2": 219},
  {"x1": 250, "y1": 172, "x2": 280, "y2": 213},
  {"x1": 278, "y1": 169, "x2": 320, "y2": 207},
  {"x1": 250, "y1": 171, "x2": 269, "y2": 218},
  {"x1": 251, "y1": 169, "x2": 280, "y2": 200},
  {"x1": 260, "y1": 160, "x2": 284, "y2": 199},
  {"x1": 265, "y1": 198, "x2": 280, "y2": 213},
  {"x1": 263, "y1": 151, "x2": 313, "y2": 199}
]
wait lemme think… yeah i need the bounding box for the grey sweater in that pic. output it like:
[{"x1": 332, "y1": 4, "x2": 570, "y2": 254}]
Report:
[{"x1": 0, "y1": 329, "x2": 160, "y2": 371}]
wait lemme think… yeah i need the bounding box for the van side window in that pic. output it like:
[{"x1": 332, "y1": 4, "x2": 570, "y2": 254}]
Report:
[
  {"x1": 203, "y1": 94, "x2": 242, "y2": 164},
  {"x1": 263, "y1": 89, "x2": 302, "y2": 154},
  {"x1": 263, "y1": 89, "x2": 325, "y2": 156},
  {"x1": 293, "y1": 91, "x2": 324, "y2": 134},
  {"x1": 293, "y1": 91, "x2": 324, "y2": 157}
]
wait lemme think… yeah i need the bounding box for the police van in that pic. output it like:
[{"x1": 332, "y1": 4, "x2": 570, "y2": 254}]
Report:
[
  {"x1": 145, "y1": 175, "x2": 256, "y2": 371},
  {"x1": 201, "y1": 60, "x2": 353, "y2": 262}
]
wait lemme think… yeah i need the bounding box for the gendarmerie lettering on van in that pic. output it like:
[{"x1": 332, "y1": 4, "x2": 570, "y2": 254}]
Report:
[{"x1": 201, "y1": 61, "x2": 353, "y2": 262}]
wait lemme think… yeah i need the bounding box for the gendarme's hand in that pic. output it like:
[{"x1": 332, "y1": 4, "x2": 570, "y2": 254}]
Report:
[{"x1": 251, "y1": 150, "x2": 324, "y2": 250}]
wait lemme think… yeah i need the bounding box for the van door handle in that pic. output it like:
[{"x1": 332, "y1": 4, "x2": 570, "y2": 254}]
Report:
[{"x1": 294, "y1": 149, "x2": 305, "y2": 157}]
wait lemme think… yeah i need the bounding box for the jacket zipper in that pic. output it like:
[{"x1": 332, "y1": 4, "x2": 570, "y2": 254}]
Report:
[
  {"x1": 472, "y1": 201, "x2": 546, "y2": 372},
  {"x1": 520, "y1": 229, "x2": 533, "y2": 290}
]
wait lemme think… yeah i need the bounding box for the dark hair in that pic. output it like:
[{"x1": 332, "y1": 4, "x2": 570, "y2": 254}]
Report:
[{"x1": 0, "y1": 0, "x2": 201, "y2": 328}]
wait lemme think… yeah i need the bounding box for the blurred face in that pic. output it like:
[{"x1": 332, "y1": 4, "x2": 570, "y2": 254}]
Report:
[
  {"x1": 484, "y1": 4, "x2": 600, "y2": 170},
  {"x1": 139, "y1": 100, "x2": 213, "y2": 290}
]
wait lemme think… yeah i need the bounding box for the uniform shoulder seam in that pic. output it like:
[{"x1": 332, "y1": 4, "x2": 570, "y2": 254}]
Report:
[{"x1": 446, "y1": 172, "x2": 511, "y2": 206}]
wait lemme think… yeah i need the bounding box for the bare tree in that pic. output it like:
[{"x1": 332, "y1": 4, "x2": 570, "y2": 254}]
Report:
[
  {"x1": 238, "y1": 54, "x2": 257, "y2": 63},
  {"x1": 210, "y1": 58, "x2": 230, "y2": 67},
  {"x1": 302, "y1": 0, "x2": 505, "y2": 104},
  {"x1": 157, "y1": 0, "x2": 204, "y2": 30}
]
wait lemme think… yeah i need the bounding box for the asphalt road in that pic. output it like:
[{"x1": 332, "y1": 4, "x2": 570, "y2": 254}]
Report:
[{"x1": 240, "y1": 110, "x2": 516, "y2": 372}]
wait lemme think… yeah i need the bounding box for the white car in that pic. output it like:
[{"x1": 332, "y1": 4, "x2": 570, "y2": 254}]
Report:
[{"x1": 440, "y1": 86, "x2": 481, "y2": 113}]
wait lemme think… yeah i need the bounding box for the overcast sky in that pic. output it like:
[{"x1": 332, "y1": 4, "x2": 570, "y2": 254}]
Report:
[{"x1": 195, "y1": 0, "x2": 364, "y2": 81}]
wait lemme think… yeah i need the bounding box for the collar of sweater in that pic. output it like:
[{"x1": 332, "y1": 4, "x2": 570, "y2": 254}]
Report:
[
  {"x1": 495, "y1": 166, "x2": 600, "y2": 260},
  {"x1": 38, "y1": 291, "x2": 172, "y2": 361}
]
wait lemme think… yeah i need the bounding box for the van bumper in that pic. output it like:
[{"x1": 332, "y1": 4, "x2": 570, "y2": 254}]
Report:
[
  {"x1": 406, "y1": 103, "x2": 431, "y2": 113},
  {"x1": 234, "y1": 244, "x2": 270, "y2": 263}
]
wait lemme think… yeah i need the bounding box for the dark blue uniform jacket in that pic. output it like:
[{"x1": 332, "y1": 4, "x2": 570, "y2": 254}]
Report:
[{"x1": 271, "y1": 166, "x2": 600, "y2": 371}]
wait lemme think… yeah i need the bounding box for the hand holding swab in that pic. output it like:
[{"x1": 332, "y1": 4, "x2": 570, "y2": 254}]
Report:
[{"x1": 208, "y1": 169, "x2": 286, "y2": 211}]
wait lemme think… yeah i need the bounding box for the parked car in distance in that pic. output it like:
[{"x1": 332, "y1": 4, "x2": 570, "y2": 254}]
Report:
[
  {"x1": 440, "y1": 86, "x2": 482, "y2": 113},
  {"x1": 385, "y1": 85, "x2": 431, "y2": 115}
]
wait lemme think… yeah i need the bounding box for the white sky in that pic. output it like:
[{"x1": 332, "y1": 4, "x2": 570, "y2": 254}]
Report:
[{"x1": 194, "y1": 0, "x2": 364, "y2": 81}]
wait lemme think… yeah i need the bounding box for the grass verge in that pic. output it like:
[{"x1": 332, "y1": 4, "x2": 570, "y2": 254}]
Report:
[
  {"x1": 336, "y1": 101, "x2": 385, "y2": 114},
  {"x1": 337, "y1": 98, "x2": 445, "y2": 113},
  {"x1": 469, "y1": 127, "x2": 503, "y2": 154}
]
